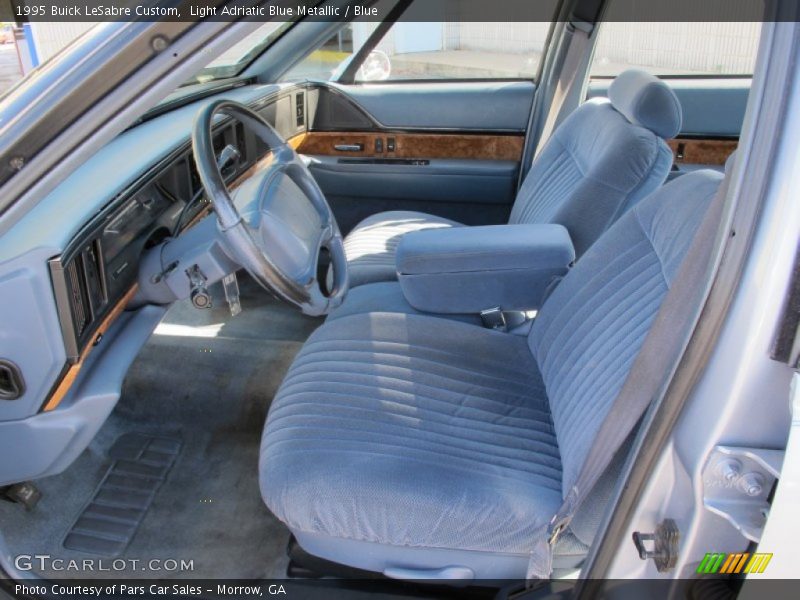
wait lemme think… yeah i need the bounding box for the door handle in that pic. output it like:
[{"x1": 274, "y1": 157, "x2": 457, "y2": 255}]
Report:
[{"x1": 334, "y1": 143, "x2": 364, "y2": 152}]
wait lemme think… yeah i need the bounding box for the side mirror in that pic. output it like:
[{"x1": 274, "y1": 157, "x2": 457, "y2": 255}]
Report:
[{"x1": 357, "y1": 50, "x2": 392, "y2": 82}]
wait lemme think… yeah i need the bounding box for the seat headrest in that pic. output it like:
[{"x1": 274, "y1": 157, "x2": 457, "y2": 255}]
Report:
[{"x1": 608, "y1": 69, "x2": 682, "y2": 139}]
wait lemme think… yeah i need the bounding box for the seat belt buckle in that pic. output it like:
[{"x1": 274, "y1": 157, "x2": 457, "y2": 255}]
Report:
[
  {"x1": 480, "y1": 307, "x2": 507, "y2": 331},
  {"x1": 547, "y1": 515, "x2": 571, "y2": 546}
]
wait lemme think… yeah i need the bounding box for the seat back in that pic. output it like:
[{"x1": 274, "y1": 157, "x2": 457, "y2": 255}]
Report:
[
  {"x1": 509, "y1": 70, "x2": 682, "y2": 257},
  {"x1": 528, "y1": 169, "x2": 723, "y2": 494}
]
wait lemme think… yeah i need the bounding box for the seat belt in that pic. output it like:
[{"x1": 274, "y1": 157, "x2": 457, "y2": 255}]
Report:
[
  {"x1": 527, "y1": 172, "x2": 732, "y2": 581},
  {"x1": 534, "y1": 20, "x2": 593, "y2": 160}
]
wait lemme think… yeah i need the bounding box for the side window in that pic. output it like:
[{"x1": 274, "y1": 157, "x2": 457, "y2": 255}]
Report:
[
  {"x1": 590, "y1": 22, "x2": 762, "y2": 77},
  {"x1": 282, "y1": 24, "x2": 359, "y2": 81},
  {"x1": 352, "y1": 21, "x2": 554, "y2": 82},
  {"x1": 283, "y1": 0, "x2": 560, "y2": 83}
]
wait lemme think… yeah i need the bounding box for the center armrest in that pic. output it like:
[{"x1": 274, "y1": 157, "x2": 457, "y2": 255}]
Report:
[{"x1": 396, "y1": 224, "x2": 575, "y2": 314}]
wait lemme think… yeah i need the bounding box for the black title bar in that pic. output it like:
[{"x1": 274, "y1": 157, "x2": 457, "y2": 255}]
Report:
[{"x1": 1, "y1": 0, "x2": 798, "y2": 23}]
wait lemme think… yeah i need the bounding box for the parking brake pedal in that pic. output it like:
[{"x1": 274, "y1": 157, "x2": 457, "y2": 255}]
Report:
[{"x1": 1, "y1": 482, "x2": 42, "y2": 511}]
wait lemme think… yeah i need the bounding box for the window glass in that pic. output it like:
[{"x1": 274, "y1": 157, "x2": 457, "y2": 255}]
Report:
[
  {"x1": 282, "y1": 0, "x2": 560, "y2": 83},
  {"x1": 590, "y1": 22, "x2": 762, "y2": 77},
  {"x1": 355, "y1": 21, "x2": 553, "y2": 82},
  {"x1": 186, "y1": 21, "x2": 291, "y2": 84},
  {"x1": 282, "y1": 23, "x2": 362, "y2": 81}
]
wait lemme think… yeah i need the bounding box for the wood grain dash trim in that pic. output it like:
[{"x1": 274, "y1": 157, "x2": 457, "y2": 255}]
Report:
[
  {"x1": 43, "y1": 284, "x2": 140, "y2": 412},
  {"x1": 668, "y1": 138, "x2": 738, "y2": 166},
  {"x1": 298, "y1": 132, "x2": 525, "y2": 161}
]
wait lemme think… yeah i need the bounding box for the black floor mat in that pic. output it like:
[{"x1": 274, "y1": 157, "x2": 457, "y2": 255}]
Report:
[{"x1": 63, "y1": 434, "x2": 182, "y2": 557}]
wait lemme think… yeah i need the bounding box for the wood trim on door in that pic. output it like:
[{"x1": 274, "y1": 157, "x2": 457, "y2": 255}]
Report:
[
  {"x1": 297, "y1": 132, "x2": 525, "y2": 161},
  {"x1": 668, "y1": 138, "x2": 738, "y2": 166}
]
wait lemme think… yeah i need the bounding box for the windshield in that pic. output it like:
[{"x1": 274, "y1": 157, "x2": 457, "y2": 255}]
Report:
[
  {"x1": 0, "y1": 20, "x2": 295, "y2": 99},
  {"x1": 181, "y1": 21, "x2": 293, "y2": 85}
]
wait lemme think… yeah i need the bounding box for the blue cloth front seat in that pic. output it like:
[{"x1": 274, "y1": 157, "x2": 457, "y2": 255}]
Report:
[
  {"x1": 339, "y1": 69, "x2": 682, "y2": 288},
  {"x1": 259, "y1": 169, "x2": 723, "y2": 579}
]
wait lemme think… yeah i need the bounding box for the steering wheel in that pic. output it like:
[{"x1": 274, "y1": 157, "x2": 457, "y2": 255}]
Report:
[{"x1": 192, "y1": 100, "x2": 348, "y2": 316}]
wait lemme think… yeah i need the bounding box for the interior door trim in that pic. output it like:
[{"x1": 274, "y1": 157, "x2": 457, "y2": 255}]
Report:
[
  {"x1": 668, "y1": 137, "x2": 739, "y2": 166},
  {"x1": 297, "y1": 131, "x2": 525, "y2": 161}
]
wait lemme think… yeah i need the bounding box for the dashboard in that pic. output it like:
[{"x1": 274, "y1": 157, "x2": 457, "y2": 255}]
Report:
[
  {"x1": 0, "y1": 79, "x2": 391, "y2": 422},
  {"x1": 49, "y1": 122, "x2": 245, "y2": 363},
  {"x1": 0, "y1": 80, "x2": 329, "y2": 486},
  {"x1": 47, "y1": 86, "x2": 315, "y2": 375}
]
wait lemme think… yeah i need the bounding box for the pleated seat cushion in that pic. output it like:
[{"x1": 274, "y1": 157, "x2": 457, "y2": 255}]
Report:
[{"x1": 260, "y1": 312, "x2": 563, "y2": 553}]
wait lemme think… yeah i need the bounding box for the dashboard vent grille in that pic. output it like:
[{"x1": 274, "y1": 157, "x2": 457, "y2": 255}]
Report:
[
  {"x1": 296, "y1": 92, "x2": 305, "y2": 127},
  {"x1": 235, "y1": 122, "x2": 246, "y2": 157},
  {"x1": 66, "y1": 260, "x2": 88, "y2": 339}
]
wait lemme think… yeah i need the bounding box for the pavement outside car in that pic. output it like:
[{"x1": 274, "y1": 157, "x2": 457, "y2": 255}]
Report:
[{"x1": 0, "y1": 44, "x2": 23, "y2": 96}]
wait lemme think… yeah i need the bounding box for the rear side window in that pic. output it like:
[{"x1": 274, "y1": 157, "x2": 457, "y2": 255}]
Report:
[{"x1": 590, "y1": 22, "x2": 762, "y2": 77}]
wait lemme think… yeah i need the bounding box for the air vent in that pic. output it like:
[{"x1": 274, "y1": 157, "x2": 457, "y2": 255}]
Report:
[
  {"x1": 66, "y1": 260, "x2": 88, "y2": 338},
  {"x1": 188, "y1": 159, "x2": 202, "y2": 196},
  {"x1": 81, "y1": 240, "x2": 107, "y2": 315},
  {"x1": 0, "y1": 360, "x2": 25, "y2": 401},
  {"x1": 235, "y1": 122, "x2": 247, "y2": 159},
  {"x1": 296, "y1": 92, "x2": 305, "y2": 127}
]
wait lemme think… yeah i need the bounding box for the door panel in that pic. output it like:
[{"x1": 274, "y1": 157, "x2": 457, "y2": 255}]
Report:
[
  {"x1": 303, "y1": 82, "x2": 535, "y2": 234},
  {"x1": 307, "y1": 156, "x2": 518, "y2": 233},
  {"x1": 324, "y1": 81, "x2": 535, "y2": 131}
]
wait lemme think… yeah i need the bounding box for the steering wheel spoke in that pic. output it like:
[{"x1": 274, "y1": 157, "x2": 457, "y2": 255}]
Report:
[{"x1": 192, "y1": 100, "x2": 348, "y2": 316}]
